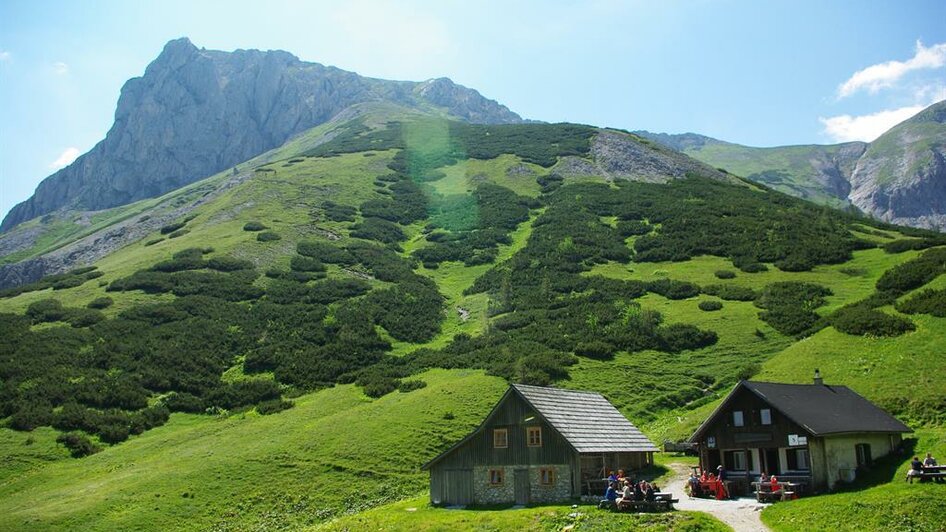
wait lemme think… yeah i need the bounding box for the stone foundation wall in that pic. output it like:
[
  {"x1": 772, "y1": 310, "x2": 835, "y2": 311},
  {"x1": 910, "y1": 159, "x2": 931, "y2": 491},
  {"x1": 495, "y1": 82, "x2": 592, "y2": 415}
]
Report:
[
  {"x1": 529, "y1": 463, "x2": 572, "y2": 503},
  {"x1": 472, "y1": 464, "x2": 573, "y2": 505},
  {"x1": 473, "y1": 466, "x2": 514, "y2": 504}
]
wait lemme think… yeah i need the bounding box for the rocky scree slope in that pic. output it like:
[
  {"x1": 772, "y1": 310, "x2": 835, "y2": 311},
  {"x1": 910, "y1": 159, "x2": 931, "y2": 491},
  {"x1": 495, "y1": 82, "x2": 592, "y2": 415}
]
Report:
[{"x1": 1, "y1": 37, "x2": 521, "y2": 231}]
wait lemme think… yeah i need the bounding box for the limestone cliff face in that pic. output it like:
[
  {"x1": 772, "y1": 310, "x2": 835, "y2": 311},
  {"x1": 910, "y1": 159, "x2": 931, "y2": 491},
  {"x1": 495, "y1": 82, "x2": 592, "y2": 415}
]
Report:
[
  {"x1": 847, "y1": 100, "x2": 946, "y2": 230},
  {"x1": 1, "y1": 38, "x2": 521, "y2": 231}
]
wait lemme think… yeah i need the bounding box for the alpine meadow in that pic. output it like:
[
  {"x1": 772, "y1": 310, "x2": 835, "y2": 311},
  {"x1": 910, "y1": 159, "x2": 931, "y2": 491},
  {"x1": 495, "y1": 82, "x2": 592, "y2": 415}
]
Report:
[{"x1": 2, "y1": 16, "x2": 946, "y2": 532}]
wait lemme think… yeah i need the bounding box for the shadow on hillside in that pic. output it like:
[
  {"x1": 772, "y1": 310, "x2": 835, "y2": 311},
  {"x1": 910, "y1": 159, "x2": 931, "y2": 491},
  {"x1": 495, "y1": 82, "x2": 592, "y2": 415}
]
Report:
[{"x1": 832, "y1": 437, "x2": 916, "y2": 493}]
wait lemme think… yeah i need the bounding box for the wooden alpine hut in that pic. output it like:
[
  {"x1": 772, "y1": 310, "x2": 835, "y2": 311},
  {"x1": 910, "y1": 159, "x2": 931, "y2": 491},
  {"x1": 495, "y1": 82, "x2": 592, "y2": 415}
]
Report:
[{"x1": 422, "y1": 383, "x2": 659, "y2": 506}]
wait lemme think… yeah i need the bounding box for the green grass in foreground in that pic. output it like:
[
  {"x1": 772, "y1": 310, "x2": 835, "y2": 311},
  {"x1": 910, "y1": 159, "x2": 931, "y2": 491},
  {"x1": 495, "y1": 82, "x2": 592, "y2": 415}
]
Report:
[{"x1": 314, "y1": 496, "x2": 729, "y2": 532}]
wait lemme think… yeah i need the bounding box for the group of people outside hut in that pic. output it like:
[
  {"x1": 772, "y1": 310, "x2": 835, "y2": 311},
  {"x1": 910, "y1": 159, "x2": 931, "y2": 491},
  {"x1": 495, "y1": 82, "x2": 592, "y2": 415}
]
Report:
[
  {"x1": 598, "y1": 470, "x2": 660, "y2": 510},
  {"x1": 907, "y1": 452, "x2": 942, "y2": 483},
  {"x1": 685, "y1": 465, "x2": 730, "y2": 500}
]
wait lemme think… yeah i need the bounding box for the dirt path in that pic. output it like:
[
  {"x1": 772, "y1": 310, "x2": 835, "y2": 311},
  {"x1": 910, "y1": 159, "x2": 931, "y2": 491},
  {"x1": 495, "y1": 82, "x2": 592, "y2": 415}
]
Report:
[{"x1": 664, "y1": 463, "x2": 770, "y2": 532}]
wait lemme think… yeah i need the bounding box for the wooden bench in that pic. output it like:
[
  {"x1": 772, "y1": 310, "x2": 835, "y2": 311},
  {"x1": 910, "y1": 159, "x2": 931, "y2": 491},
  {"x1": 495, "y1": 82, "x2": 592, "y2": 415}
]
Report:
[
  {"x1": 755, "y1": 488, "x2": 795, "y2": 502},
  {"x1": 616, "y1": 498, "x2": 679, "y2": 512}
]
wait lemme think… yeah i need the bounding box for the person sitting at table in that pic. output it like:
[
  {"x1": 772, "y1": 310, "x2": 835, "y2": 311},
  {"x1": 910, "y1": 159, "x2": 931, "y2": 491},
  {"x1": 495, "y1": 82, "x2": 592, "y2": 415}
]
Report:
[
  {"x1": 687, "y1": 473, "x2": 701, "y2": 498},
  {"x1": 633, "y1": 481, "x2": 645, "y2": 501},
  {"x1": 923, "y1": 452, "x2": 938, "y2": 467},
  {"x1": 759, "y1": 471, "x2": 769, "y2": 483},
  {"x1": 617, "y1": 469, "x2": 626, "y2": 480},
  {"x1": 614, "y1": 479, "x2": 632, "y2": 509},
  {"x1": 770, "y1": 475, "x2": 781, "y2": 495},
  {"x1": 907, "y1": 456, "x2": 924, "y2": 484},
  {"x1": 700, "y1": 469, "x2": 708, "y2": 482},
  {"x1": 607, "y1": 470, "x2": 618, "y2": 482},
  {"x1": 645, "y1": 483, "x2": 656, "y2": 502},
  {"x1": 599, "y1": 481, "x2": 619, "y2": 509}
]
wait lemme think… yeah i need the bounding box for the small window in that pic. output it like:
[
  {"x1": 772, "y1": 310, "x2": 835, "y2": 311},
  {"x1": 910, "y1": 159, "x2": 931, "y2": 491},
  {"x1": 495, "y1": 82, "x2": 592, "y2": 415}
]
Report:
[
  {"x1": 733, "y1": 411, "x2": 744, "y2": 427},
  {"x1": 787, "y1": 448, "x2": 810, "y2": 471},
  {"x1": 489, "y1": 469, "x2": 505, "y2": 485},
  {"x1": 527, "y1": 426, "x2": 542, "y2": 447},
  {"x1": 760, "y1": 409, "x2": 772, "y2": 425},
  {"x1": 725, "y1": 450, "x2": 751, "y2": 471},
  {"x1": 855, "y1": 444, "x2": 872, "y2": 467},
  {"x1": 539, "y1": 468, "x2": 556, "y2": 485},
  {"x1": 493, "y1": 428, "x2": 508, "y2": 449}
]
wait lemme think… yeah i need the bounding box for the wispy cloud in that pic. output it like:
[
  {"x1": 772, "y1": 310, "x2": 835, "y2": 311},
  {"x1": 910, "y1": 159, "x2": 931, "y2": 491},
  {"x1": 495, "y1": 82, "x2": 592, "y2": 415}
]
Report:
[
  {"x1": 820, "y1": 105, "x2": 927, "y2": 143},
  {"x1": 52, "y1": 61, "x2": 69, "y2": 75},
  {"x1": 838, "y1": 41, "x2": 946, "y2": 98},
  {"x1": 0, "y1": 51, "x2": 10, "y2": 62},
  {"x1": 49, "y1": 147, "x2": 80, "y2": 169}
]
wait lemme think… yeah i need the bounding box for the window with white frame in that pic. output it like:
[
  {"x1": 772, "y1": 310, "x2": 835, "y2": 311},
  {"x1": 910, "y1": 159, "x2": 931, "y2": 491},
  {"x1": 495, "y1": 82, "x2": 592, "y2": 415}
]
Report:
[
  {"x1": 760, "y1": 409, "x2": 772, "y2": 425},
  {"x1": 787, "y1": 448, "x2": 810, "y2": 471}
]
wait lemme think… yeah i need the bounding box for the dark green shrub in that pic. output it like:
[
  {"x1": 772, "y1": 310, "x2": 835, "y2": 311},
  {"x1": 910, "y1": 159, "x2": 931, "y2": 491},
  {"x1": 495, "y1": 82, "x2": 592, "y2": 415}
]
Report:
[
  {"x1": 243, "y1": 221, "x2": 267, "y2": 232},
  {"x1": 256, "y1": 399, "x2": 294, "y2": 415},
  {"x1": 65, "y1": 308, "x2": 105, "y2": 328},
  {"x1": 739, "y1": 262, "x2": 768, "y2": 273},
  {"x1": 56, "y1": 432, "x2": 101, "y2": 458},
  {"x1": 876, "y1": 248, "x2": 946, "y2": 293},
  {"x1": 207, "y1": 380, "x2": 281, "y2": 409},
  {"x1": 699, "y1": 300, "x2": 723, "y2": 311},
  {"x1": 657, "y1": 323, "x2": 718, "y2": 352},
  {"x1": 646, "y1": 279, "x2": 700, "y2": 300},
  {"x1": 144, "y1": 238, "x2": 164, "y2": 246},
  {"x1": 161, "y1": 392, "x2": 206, "y2": 413},
  {"x1": 297, "y1": 241, "x2": 356, "y2": 264},
  {"x1": 98, "y1": 423, "x2": 130, "y2": 444},
  {"x1": 616, "y1": 220, "x2": 651, "y2": 237},
  {"x1": 256, "y1": 231, "x2": 281, "y2": 242},
  {"x1": 26, "y1": 299, "x2": 66, "y2": 323},
  {"x1": 168, "y1": 229, "x2": 189, "y2": 239},
  {"x1": 831, "y1": 305, "x2": 915, "y2": 337},
  {"x1": 350, "y1": 217, "x2": 406, "y2": 244},
  {"x1": 10, "y1": 403, "x2": 53, "y2": 431},
  {"x1": 574, "y1": 341, "x2": 615, "y2": 360},
  {"x1": 397, "y1": 380, "x2": 427, "y2": 393},
  {"x1": 52, "y1": 276, "x2": 85, "y2": 290},
  {"x1": 896, "y1": 289, "x2": 946, "y2": 317},
  {"x1": 206, "y1": 256, "x2": 254, "y2": 272},
  {"x1": 703, "y1": 284, "x2": 756, "y2": 301},
  {"x1": 160, "y1": 221, "x2": 186, "y2": 235},
  {"x1": 714, "y1": 270, "x2": 736, "y2": 279},
  {"x1": 289, "y1": 255, "x2": 326, "y2": 272},
  {"x1": 323, "y1": 201, "x2": 357, "y2": 222},
  {"x1": 87, "y1": 297, "x2": 114, "y2": 309}
]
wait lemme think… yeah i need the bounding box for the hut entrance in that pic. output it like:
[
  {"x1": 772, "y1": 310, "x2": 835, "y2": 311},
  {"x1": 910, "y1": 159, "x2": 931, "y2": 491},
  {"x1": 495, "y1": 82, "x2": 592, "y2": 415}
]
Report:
[
  {"x1": 514, "y1": 469, "x2": 530, "y2": 505},
  {"x1": 443, "y1": 469, "x2": 473, "y2": 506}
]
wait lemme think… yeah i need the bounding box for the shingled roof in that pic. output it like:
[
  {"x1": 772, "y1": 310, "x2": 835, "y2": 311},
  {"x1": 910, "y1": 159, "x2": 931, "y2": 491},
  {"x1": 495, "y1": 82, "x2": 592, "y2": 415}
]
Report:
[
  {"x1": 512, "y1": 383, "x2": 659, "y2": 453},
  {"x1": 690, "y1": 380, "x2": 912, "y2": 442}
]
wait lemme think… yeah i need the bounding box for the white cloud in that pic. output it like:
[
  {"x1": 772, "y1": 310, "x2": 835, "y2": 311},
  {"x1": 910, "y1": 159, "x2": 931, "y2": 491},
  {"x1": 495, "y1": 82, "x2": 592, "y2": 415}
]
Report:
[
  {"x1": 0, "y1": 51, "x2": 10, "y2": 62},
  {"x1": 838, "y1": 41, "x2": 946, "y2": 98},
  {"x1": 52, "y1": 61, "x2": 69, "y2": 75},
  {"x1": 819, "y1": 105, "x2": 926, "y2": 142},
  {"x1": 49, "y1": 147, "x2": 81, "y2": 169}
]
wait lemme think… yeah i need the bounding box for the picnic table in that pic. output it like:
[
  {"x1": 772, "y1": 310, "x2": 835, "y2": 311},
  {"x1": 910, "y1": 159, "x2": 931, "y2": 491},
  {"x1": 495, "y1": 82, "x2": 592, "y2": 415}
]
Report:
[
  {"x1": 752, "y1": 481, "x2": 805, "y2": 502},
  {"x1": 616, "y1": 492, "x2": 678, "y2": 512},
  {"x1": 697, "y1": 479, "x2": 735, "y2": 500},
  {"x1": 912, "y1": 465, "x2": 946, "y2": 482}
]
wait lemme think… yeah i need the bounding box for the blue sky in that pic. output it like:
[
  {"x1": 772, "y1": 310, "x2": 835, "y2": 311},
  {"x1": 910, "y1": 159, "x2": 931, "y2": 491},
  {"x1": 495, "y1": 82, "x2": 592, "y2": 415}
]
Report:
[{"x1": 1, "y1": 0, "x2": 945, "y2": 220}]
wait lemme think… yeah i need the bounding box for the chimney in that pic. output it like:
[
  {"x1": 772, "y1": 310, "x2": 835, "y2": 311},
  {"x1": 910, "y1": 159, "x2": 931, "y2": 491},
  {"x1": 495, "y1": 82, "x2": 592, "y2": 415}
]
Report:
[{"x1": 813, "y1": 368, "x2": 823, "y2": 386}]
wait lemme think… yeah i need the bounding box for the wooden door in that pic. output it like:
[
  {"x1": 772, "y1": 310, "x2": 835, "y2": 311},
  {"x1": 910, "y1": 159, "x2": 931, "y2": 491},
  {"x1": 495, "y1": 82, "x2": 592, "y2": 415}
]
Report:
[
  {"x1": 763, "y1": 448, "x2": 780, "y2": 475},
  {"x1": 444, "y1": 469, "x2": 473, "y2": 506},
  {"x1": 514, "y1": 469, "x2": 530, "y2": 505}
]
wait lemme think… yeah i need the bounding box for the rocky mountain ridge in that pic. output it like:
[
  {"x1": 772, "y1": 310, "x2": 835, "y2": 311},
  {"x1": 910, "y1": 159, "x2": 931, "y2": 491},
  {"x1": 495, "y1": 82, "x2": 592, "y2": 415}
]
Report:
[
  {"x1": 638, "y1": 99, "x2": 946, "y2": 231},
  {"x1": 1, "y1": 38, "x2": 522, "y2": 232}
]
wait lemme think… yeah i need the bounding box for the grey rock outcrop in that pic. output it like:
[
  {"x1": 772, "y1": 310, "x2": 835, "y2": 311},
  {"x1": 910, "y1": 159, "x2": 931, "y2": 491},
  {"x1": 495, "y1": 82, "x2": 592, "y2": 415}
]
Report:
[
  {"x1": 847, "y1": 100, "x2": 946, "y2": 230},
  {"x1": 1, "y1": 38, "x2": 522, "y2": 232}
]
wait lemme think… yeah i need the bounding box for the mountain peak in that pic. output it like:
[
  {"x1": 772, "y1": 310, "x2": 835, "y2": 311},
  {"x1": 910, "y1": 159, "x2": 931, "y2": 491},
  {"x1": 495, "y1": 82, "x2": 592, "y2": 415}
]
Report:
[{"x1": 1, "y1": 41, "x2": 523, "y2": 232}]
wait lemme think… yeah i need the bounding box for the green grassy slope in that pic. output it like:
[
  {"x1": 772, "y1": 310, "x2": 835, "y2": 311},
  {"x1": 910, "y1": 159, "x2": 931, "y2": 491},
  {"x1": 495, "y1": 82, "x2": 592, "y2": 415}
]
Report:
[{"x1": 2, "y1": 111, "x2": 946, "y2": 531}]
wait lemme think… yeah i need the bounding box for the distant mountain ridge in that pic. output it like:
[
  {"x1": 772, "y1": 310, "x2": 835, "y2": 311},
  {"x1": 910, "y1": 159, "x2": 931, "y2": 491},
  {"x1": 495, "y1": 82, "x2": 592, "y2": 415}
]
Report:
[
  {"x1": 1, "y1": 38, "x2": 522, "y2": 232},
  {"x1": 637, "y1": 99, "x2": 946, "y2": 231}
]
